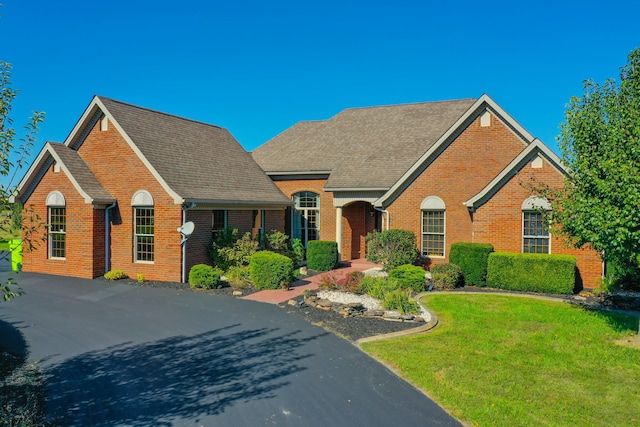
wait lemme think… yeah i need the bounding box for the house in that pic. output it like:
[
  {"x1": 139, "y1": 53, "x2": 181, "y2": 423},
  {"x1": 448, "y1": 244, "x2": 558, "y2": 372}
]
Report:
[
  {"x1": 13, "y1": 96, "x2": 291, "y2": 282},
  {"x1": 252, "y1": 94, "x2": 603, "y2": 287}
]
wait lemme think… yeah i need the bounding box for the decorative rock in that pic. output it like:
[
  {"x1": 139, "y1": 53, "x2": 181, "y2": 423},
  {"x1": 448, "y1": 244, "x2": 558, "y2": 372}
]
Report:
[
  {"x1": 572, "y1": 295, "x2": 587, "y2": 302},
  {"x1": 317, "y1": 298, "x2": 333, "y2": 308},
  {"x1": 383, "y1": 312, "x2": 401, "y2": 320},
  {"x1": 232, "y1": 290, "x2": 243, "y2": 296},
  {"x1": 400, "y1": 314, "x2": 414, "y2": 321},
  {"x1": 299, "y1": 266, "x2": 308, "y2": 275},
  {"x1": 363, "y1": 310, "x2": 385, "y2": 317},
  {"x1": 288, "y1": 299, "x2": 298, "y2": 306}
]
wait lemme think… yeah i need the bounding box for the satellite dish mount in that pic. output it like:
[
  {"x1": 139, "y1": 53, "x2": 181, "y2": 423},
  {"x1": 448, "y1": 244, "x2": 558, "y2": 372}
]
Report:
[{"x1": 177, "y1": 221, "x2": 195, "y2": 245}]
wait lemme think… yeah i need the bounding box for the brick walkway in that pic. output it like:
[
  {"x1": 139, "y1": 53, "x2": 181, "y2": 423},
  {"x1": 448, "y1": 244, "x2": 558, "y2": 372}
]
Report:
[{"x1": 241, "y1": 258, "x2": 381, "y2": 304}]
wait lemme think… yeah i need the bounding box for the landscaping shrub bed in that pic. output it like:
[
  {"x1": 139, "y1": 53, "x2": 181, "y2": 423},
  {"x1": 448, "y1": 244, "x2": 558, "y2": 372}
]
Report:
[
  {"x1": 249, "y1": 250, "x2": 294, "y2": 290},
  {"x1": 487, "y1": 252, "x2": 577, "y2": 294}
]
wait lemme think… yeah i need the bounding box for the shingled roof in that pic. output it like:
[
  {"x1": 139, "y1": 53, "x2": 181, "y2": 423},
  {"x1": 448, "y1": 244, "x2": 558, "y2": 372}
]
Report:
[
  {"x1": 252, "y1": 98, "x2": 477, "y2": 190},
  {"x1": 95, "y1": 97, "x2": 291, "y2": 205}
]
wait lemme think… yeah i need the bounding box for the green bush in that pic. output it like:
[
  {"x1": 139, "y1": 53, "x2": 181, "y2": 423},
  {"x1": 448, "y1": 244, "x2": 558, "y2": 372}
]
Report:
[
  {"x1": 250, "y1": 251, "x2": 294, "y2": 290},
  {"x1": 366, "y1": 229, "x2": 418, "y2": 271},
  {"x1": 360, "y1": 276, "x2": 399, "y2": 300},
  {"x1": 307, "y1": 240, "x2": 338, "y2": 272},
  {"x1": 449, "y1": 242, "x2": 494, "y2": 287},
  {"x1": 225, "y1": 265, "x2": 251, "y2": 289},
  {"x1": 381, "y1": 290, "x2": 421, "y2": 315},
  {"x1": 486, "y1": 252, "x2": 577, "y2": 294},
  {"x1": 388, "y1": 264, "x2": 426, "y2": 294},
  {"x1": 430, "y1": 263, "x2": 464, "y2": 290},
  {"x1": 602, "y1": 257, "x2": 640, "y2": 292},
  {"x1": 104, "y1": 269, "x2": 127, "y2": 280},
  {"x1": 216, "y1": 232, "x2": 259, "y2": 270},
  {"x1": 189, "y1": 264, "x2": 222, "y2": 289}
]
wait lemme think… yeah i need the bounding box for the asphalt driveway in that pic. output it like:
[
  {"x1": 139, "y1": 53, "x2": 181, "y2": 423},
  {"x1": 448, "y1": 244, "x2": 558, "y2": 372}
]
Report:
[{"x1": 0, "y1": 270, "x2": 461, "y2": 426}]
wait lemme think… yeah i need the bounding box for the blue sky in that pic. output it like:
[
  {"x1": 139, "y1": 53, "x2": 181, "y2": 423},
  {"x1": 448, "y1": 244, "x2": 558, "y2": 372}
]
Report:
[{"x1": 2, "y1": 0, "x2": 639, "y2": 177}]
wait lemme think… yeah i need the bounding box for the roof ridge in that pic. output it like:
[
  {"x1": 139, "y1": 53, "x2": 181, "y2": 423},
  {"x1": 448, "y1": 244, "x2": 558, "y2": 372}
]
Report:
[
  {"x1": 336, "y1": 97, "x2": 477, "y2": 114},
  {"x1": 96, "y1": 95, "x2": 226, "y2": 131}
]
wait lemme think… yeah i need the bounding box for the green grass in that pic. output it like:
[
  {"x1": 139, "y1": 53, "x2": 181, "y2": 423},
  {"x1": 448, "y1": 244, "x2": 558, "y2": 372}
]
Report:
[{"x1": 361, "y1": 294, "x2": 640, "y2": 427}]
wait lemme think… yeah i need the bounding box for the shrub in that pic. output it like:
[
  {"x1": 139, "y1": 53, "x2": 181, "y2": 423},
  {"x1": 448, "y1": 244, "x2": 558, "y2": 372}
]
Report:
[
  {"x1": 216, "y1": 232, "x2": 259, "y2": 270},
  {"x1": 486, "y1": 252, "x2": 576, "y2": 294},
  {"x1": 290, "y1": 238, "x2": 305, "y2": 266},
  {"x1": 307, "y1": 240, "x2": 338, "y2": 272},
  {"x1": 318, "y1": 271, "x2": 365, "y2": 293},
  {"x1": 136, "y1": 273, "x2": 145, "y2": 283},
  {"x1": 603, "y1": 257, "x2": 640, "y2": 292},
  {"x1": 225, "y1": 265, "x2": 251, "y2": 290},
  {"x1": 265, "y1": 230, "x2": 289, "y2": 254},
  {"x1": 250, "y1": 251, "x2": 294, "y2": 290},
  {"x1": 360, "y1": 276, "x2": 399, "y2": 300},
  {"x1": 430, "y1": 263, "x2": 464, "y2": 290},
  {"x1": 189, "y1": 264, "x2": 222, "y2": 289},
  {"x1": 104, "y1": 269, "x2": 127, "y2": 281},
  {"x1": 381, "y1": 290, "x2": 421, "y2": 314},
  {"x1": 209, "y1": 227, "x2": 239, "y2": 268},
  {"x1": 388, "y1": 264, "x2": 426, "y2": 294},
  {"x1": 366, "y1": 229, "x2": 418, "y2": 271},
  {"x1": 449, "y1": 242, "x2": 494, "y2": 287}
]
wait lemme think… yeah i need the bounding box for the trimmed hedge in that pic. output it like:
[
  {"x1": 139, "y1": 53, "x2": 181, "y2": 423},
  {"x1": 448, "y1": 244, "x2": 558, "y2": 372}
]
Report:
[
  {"x1": 189, "y1": 264, "x2": 222, "y2": 289},
  {"x1": 388, "y1": 264, "x2": 426, "y2": 294},
  {"x1": 449, "y1": 242, "x2": 494, "y2": 286},
  {"x1": 486, "y1": 252, "x2": 577, "y2": 294},
  {"x1": 307, "y1": 240, "x2": 338, "y2": 272},
  {"x1": 249, "y1": 251, "x2": 294, "y2": 290}
]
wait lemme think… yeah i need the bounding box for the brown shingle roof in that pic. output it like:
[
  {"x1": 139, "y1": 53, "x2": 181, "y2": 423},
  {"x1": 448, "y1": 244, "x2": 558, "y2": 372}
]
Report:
[
  {"x1": 98, "y1": 97, "x2": 291, "y2": 205},
  {"x1": 252, "y1": 98, "x2": 476, "y2": 189},
  {"x1": 48, "y1": 142, "x2": 115, "y2": 203}
]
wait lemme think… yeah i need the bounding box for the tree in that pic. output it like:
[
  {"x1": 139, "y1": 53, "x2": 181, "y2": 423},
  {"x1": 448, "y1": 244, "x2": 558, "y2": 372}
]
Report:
[{"x1": 0, "y1": 61, "x2": 45, "y2": 301}]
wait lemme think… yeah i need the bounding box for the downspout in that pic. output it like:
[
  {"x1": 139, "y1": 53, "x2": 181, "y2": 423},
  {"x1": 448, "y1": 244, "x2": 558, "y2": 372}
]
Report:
[
  {"x1": 373, "y1": 206, "x2": 389, "y2": 231},
  {"x1": 104, "y1": 202, "x2": 117, "y2": 274},
  {"x1": 181, "y1": 202, "x2": 196, "y2": 283}
]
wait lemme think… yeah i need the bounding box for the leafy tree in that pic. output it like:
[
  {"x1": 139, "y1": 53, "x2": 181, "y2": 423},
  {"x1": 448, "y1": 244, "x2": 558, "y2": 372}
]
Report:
[
  {"x1": 0, "y1": 61, "x2": 45, "y2": 301},
  {"x1": 540, "y1": 48, "x2": 640, "y2": 287}
]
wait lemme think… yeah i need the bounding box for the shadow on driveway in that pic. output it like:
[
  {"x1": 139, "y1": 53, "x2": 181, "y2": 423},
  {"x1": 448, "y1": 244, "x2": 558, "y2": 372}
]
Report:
[{"x1": 45, "y1": 323, "x2": 327, "y2": 426}]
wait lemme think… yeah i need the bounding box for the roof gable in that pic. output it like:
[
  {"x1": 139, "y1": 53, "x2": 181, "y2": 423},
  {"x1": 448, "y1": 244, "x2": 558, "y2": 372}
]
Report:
[
  {"x1": 13, "y1": 142, "x2": 114, "y2": 204},
  {"x1": 464, "y1": 139, "x2": 567, "y2": 210},
  {"x1": 374, "y1": 94, "x2": 535, "y2": 207}
]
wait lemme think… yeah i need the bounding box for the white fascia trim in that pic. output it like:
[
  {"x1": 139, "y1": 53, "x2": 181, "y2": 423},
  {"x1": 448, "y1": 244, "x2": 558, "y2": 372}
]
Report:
[
  {"x1": 65, "y1": 96, "x2": 183, "y2": 204},
  {"x1": 375, "y1": 94, "x2": 536, "y2": 208},
  {"x1": 182, "y1": 199, "x2": 293, "y2": 209},
  {"x1": 11, "y1": 142, "x2": 52, "y2": 203},
  {"x1": 464, "y1": 139, "x2": 568, "y2": 210},
  {"x1": 324, "y1": 187, "x2": 389, "y2": 192}
]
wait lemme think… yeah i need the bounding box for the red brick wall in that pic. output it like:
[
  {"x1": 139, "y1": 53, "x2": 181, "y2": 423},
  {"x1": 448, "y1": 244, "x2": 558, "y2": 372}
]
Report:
[
  {"x1": 472, "y1": 158, "x2": 603, "y2": 288},
  {"x1": 388, "y1": 112, "x2": 527, "y2": 261},
  {"x1": 21, "y1": 163, "x2": 101, "y2": 279},
  {"x1": 342, "y1": 201, "x2": 376, "y2": 259},
  {"x1": 75, "y1": 118, "x2": 183, "y2": 282}
]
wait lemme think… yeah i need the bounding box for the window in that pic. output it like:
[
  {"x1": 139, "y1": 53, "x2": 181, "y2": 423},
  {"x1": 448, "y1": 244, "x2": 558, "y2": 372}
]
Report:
[
  {"x1": 523, "y1": 211, "x2": 549, "y2": 253},
  {"x1": 134, "y1": 207, "x2": 154, "y2": 262},
  {"x1": 49, "y1": 207, "x2": 66, "y2": 259},
  {"x1": 421, "y1": 196, "x2": 445, "y2": 257},
  {"x1": 292, "y1": 192, "x2": 319, "y2": 247},
  {"x1": 46, "y1": 191, "x2": 66, "y2": 259},
  {"x1": 132, "y1": 190, "x2": 154, "y2": 262},
  {"x1": 212, "y1": 210, "x2": 227, "y2": 238},
  {"x1": 522, "y1": 197, "x2": 551, "y2": 254}
]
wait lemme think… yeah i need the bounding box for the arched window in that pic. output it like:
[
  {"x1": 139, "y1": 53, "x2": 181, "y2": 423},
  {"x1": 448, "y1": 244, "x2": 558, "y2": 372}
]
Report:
[
  {"x1": 292, "y1": 191, "x2": 319, "y2": 247},
  {"x1": 132, "y1": 190, "x2": 154, "y2": 262},
  {"x1": 47, "y1": 191, "x2": 66, "y2": 259},
  {"x1": 421, "y1": 196, "x2": 445, "y2": 257},
  {"x1": 522, "y1": 197, "x2": 551, "y2": 254}
]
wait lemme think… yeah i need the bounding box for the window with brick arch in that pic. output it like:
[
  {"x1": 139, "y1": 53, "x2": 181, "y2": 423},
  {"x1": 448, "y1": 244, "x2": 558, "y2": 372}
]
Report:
[
  {"x1": 132, "y1": 190, "x2": 154, "y2": 262},
  {"x1": 522, "y1": 197, "x2": 551, "y2": 254},
  {"x1": 46, "y1": 191, "x2": 66, "y2": 259},
  {"x1": 292, "y1": 191, "x2": 319, "y2": 247},
  {"x1": 421, "y1": 196, "x2": 445, "y2": 257}
]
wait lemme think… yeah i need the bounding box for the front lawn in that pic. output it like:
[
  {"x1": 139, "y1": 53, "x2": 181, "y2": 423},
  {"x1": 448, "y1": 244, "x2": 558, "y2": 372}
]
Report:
[{"x1": 361, "y1": 294, "x2": 640, "y2": 427}]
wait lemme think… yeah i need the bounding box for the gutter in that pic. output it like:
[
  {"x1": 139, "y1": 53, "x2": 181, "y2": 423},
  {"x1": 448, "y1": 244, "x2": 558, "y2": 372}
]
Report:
[
  {"x1": 181, "y1": 202, "x2": 196, "y2": 283},
  {"x1": 373, "y1": 206, "x2": 390, "y2": 231},
  {"x1": 104, "y1": 201, "x2": 117, "y2": 273}
]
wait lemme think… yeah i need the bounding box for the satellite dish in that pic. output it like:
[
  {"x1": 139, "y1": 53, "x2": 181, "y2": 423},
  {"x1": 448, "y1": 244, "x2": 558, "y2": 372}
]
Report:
[
  {"x1": 177, "y1": 221, "x2": 195, "y2": 245},
  {"x1": 177, "y1": 221, "x2": 195, "y2": 236}
]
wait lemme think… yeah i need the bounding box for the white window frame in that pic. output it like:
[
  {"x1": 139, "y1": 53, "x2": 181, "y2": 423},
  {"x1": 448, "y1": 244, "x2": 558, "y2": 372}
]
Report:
[
  {"x1": 46, "y1": 191, "x2": 66, "y2": 260},
  {"x1": 522, "y1": 197, "x2": 551, "y2": 254},
  {"x1": 421, "y1": 196, "x2": 446, "y2": 258},
  {"x1": 132, "y1": 190, "x2": 155, "y2": 263},
  {"x1": 292, "y1": 192, "x2": 320, "y2": 247}
]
